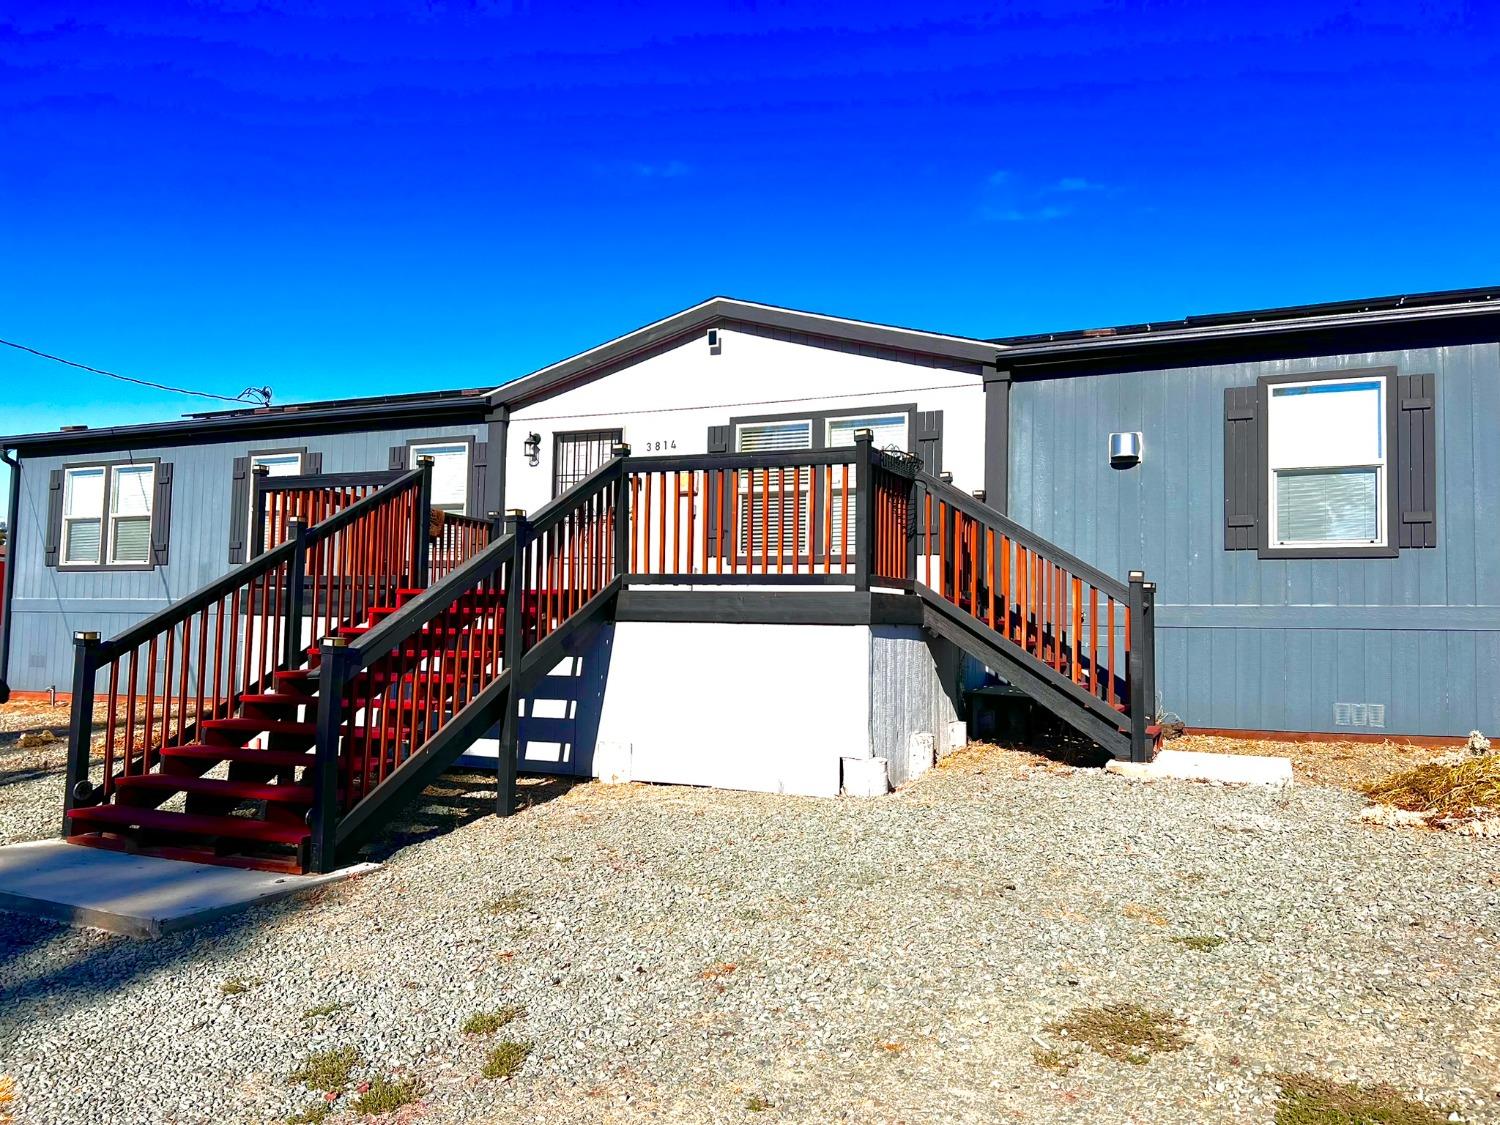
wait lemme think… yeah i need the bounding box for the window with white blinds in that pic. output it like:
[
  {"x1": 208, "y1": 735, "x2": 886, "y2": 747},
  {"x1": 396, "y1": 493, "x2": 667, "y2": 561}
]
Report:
[
  {"x1": 1268, "y1": 377, "x2": 1387, "y2": 548},
  {"x1": 61, "y1": 463, "x2": 155, "y2": 567},
  {"x1": 62, "y1": 467, "x2": 106, "y2": 565},
  {"x1": 108, "y1": 465, "x2": 155, "y2": 564},
  {"x1": 411, "y1": 442, "x2": 470, "y2": 514},
  {"x1": 736, "y1": 419, "x2": 812, "y2": 453},
  {"x1": 826, "y1": 413, "x2": 908, "y2": 450}
]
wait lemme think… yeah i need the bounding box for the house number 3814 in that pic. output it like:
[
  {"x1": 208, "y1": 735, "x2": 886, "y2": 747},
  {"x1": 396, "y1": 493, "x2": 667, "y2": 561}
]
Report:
[{"x1": 643, "y1": 440, "x2": 677, "y2": 451}]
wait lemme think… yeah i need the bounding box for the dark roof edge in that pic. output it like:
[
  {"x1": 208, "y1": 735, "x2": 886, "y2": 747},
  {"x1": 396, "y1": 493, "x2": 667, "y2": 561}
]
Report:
[
  {"x1": 488, "y1": 297, "x2": 1000, "y2": 408},
  {"x1": 1, "y1": 394, "x2": 491, "y2": 457},
  {"x1": 995, "y1": 290, "x2": 1500, "y2": 368}
]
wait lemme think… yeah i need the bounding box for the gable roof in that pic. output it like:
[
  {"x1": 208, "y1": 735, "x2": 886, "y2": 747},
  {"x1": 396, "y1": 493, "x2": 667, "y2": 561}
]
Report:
[{"x1": 487, "y1": 297, "x2": 1002, "y2": 409}]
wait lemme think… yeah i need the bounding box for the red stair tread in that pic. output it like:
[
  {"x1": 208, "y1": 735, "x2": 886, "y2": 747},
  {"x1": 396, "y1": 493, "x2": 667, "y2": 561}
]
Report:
[
  {"x1": 115, "y1": 774, "x2": 314, "y2": 804},
  {"x1": 161, "y1": 743, "x2": 314, "y2": 770},
  {"x1": 68, "y1": 803, "x2": 310, "y2": 846},
  {"x1": 238, "y1": 693, "x2": 310, "y2": 707},
  {"x1": 203, "y1": 717, "x2": 318, "y2": 738}
]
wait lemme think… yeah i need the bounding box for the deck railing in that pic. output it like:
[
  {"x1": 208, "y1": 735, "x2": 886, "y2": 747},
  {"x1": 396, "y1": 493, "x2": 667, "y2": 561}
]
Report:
[
  {"x1": 311, "y1": 459, "x2": 624, "y2": 869},
  {"x1": 62, "y1": 464, "x2": 434, "y2": 830}
]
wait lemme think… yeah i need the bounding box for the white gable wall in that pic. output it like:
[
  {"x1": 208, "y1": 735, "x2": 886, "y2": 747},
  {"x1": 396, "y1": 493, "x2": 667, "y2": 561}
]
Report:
[{"x1": 503, "y1": 324, "x2": 988, "y2": 513}]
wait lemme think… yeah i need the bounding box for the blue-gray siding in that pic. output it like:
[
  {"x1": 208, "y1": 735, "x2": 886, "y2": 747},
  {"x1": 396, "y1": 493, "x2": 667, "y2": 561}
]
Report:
[
  {"x1": 1008, "y1": 341, "x2": 1500, "y2": 737},
  {"x1": 8, "y1": 423, "x2": 486, "y2": 692}
]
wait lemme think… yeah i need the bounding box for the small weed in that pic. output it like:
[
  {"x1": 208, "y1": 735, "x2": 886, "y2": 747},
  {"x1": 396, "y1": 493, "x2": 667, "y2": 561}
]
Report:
[
  {"x1": 1174, "y1": 934, "x2": 1226, "y2": 953},
  {"x1": 284, "y1": 1103, "x2": 331, "y2": 1125},
  {"x1": 1047, "y1": 1002, "x2": 1188, "y2": 1065},
  {"x1": 301, "y1": 1001, "x2": 347, "y2": 1020},
  {"x1": 481, "y1": 1040, "x2": 533, "y2": 1080},
  {"x1": 745, "y1": 1094, "x2": 772, "y2": 1112},
  {"x1": 462, "y1": 1006, "x2": 525, "y2": 1036},
  {"x1": 1031, "y1": 1044, "x2": 1081, "y2": 1073},
  {"x1": 554, "y1": 854, "x2": 574, "y2": 864},
  {"x1": 351, "y1": 1075, "x2": 421, "y2": 1115},
  {"x1": 1274, "y1": 1074, "x2": 1448, "y2": 1124},
  {"x1": 485, "y1": 891, "x2": 531, "y2": 915},
  {"x1": 220, "y1": 977, "x2": 254, "y2": 995},
  {"x1": 287, "y1": 1046, "x2": 362, "y2": 1091},
  {"x1": 699, "y1": 962, "x2": 737, "y2": 980}
]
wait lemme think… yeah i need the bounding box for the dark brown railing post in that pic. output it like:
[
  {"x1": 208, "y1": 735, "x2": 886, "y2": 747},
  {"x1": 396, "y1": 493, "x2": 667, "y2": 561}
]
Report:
[
  {"x1": 853, "y1": 430, "x2": 874, "y2": 591},
  {"x1": 249, "y1": 464, "x2": 271, "y2": 557},
  {"x1": 62, "y1": 630, "x2": 101, "y2": 833},
  {"x1": 283, "y1": 517, "x2": 307, "y2": 668},
  {"x1": 413, "y1": 456, "x2": 434, "y2": 590},
  {"x1": 497, "y1": 510, "x2": 529, "y2": 816},
  {"x1": 310, "y1": 635, "x2": 352, "y2": 872},
  {"x1": 1127, "y1": 570, "x2": 1157, "y2": 763},
  {"x1": 612, "y1": 444, "x2": 632, "y2": 580}
]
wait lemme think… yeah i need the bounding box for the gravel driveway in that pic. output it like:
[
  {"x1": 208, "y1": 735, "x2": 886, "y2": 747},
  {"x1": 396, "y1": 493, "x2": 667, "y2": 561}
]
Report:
[{"x1": 0, "y1": 745, "x2": 1496, "y2": 1124}]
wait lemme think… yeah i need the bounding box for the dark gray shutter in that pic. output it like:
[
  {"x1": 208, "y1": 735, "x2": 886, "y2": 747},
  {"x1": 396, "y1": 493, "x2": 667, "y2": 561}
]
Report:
[
  {"x1": 1397, "y1": 373, "x2": 1437, "y2": 548},
  {"x1": 150, "y1": 462, "x2": 173, "y2": 567},
  {"x1": 227, "y1": 456, "x2": 250, "y2": 563},
  {"x1": 704, "y1": 426, "x2": 731, "y2": 556},
  {"x1": 915, "y1": 410, "x2": 943, "y2": 474},
  {"x1": 1223, "y1": 386, "x2": 1259, "y2": 550},
  {"x1": 44, "y1": 469, "x2": 64, "y2": 567},
  {"x1": 306, "y1": 451, "x2": 323, "y2": 474},
  {"x1": 469, "y1": 442, "x2": 488, "y2": 516},
  {"x1": 389, "y1": 444, "x2": 408, "y2": 471}
]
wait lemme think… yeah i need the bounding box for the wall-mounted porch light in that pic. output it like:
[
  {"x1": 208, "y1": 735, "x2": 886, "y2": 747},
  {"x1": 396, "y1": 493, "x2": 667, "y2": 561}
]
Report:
[{"x1": 523, "y1": 432, "x2": 541, "y2": 467}]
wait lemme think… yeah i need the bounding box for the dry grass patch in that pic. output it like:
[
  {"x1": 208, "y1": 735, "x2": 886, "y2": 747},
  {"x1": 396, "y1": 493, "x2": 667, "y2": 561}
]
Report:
[
  {"x1": 1274, "y1": 1074, "x2": 1449, "y2": 1124},
  {"x1": 462, "y1": 1006, "x2": 524, "y2": 1036},
  {"x1": 1030, "y1": 1044, "x2": 1080, "y2": 1073},
  {"x1": 0, "y1": 1074, "x2": 13, "y2": 1125},
  {"x1": 1173, "y1": 934, "x2": 1226, "y2": 953},
  {"x1": 485, "y1": 891, "x2": 531, "y2": 915},
  {"x1": 481, "y1": 1040, "x2": 533, "y2": 1080},
  {"x1": 1175, "y1": 733, "x2": 1445, "y2": 792},
  {"x1": 1361, "y1": 754, "x2": 1500, "y2": 827},
  {"x1": 351, "y1": 1075, "x2": 421, "y2": 1114},
  {"x1": 301, "y1": 1001, "x2": 347, "y2": 1020},
  {"x1": 1047, "y1": 1002, "x2": 1188, "y2": 1065},
  {"x1": 287, "y1": 1046, "x2": 362, "y2": 1092}
]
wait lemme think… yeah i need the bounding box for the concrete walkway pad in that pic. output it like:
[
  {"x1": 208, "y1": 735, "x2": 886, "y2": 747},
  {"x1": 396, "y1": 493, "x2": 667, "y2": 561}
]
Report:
[
  {"x1": 1106, "y1": 748, "x2": 1293, "y2": 786},
  {"x1": 0, "y1": 840, "x2": 376, "y2": 938}
]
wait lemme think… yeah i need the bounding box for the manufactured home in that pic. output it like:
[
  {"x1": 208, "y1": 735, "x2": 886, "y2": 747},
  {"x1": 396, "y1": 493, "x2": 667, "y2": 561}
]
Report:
[{"x1": 0, "y1": 286, "x2": 1495, "y2": 871}]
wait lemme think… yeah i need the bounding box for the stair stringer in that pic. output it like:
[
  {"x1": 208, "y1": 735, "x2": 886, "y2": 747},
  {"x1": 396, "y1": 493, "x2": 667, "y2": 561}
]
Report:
[{"x1": 916, "y1": 587, "x2": 1133, "y2": 760}]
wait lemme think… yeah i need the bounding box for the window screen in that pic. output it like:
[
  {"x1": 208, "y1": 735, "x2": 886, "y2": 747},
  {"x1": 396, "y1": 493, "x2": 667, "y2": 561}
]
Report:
[
  {"x1": 736, "y1": 420, "x2": 812, "y2": 453},
  {"x1": 553, "y1": 430, "x2": 622, "y2": 497},
  {"x1": 1268, "y1": 378, "x2": 1386, "y2": 548},
  {"x1": 826, "y1": 413, "x2": 908, "y2": 450},
  {"x1": 411, "y1": 442, "x2": 470, "y2": 513}
]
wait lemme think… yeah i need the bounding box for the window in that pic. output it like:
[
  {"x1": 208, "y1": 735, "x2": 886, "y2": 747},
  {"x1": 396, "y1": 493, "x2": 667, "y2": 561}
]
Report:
[
  {"x1": 410, "y1": 441, "x2": 470, "y2": 514},
  {"x1": 553, "y1": 429, "x2": 623, "y2": 497},
  {"x1": 729, "y1": 406, "x2": 914, "y2": 561},
  {"x1": 248, "y1": 450, "x2": 304, "y2": 554},
  {"x1": 1267, "y1": 376, "x2": 1388, "y2": 549},
  {"x1": 60, "y1": 463, "x2": 156, "y2": 568},
  {"x1": 108, "y1": 465, "x2": 155, "y2": 564}
]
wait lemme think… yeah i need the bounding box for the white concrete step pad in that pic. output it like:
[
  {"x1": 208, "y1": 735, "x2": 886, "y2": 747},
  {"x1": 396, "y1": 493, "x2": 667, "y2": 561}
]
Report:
[
  {"x1": 1106, "y1": 748, "x2": 1292, "y2": 786},
  {"x1": 0, "y1": 839, "x2": 375, "y2": 938}
]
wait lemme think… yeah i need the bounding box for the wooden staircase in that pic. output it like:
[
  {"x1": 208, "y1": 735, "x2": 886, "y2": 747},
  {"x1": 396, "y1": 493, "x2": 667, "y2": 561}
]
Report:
[{"x1": 65, "y1": 588, "x2": 506, "y2": 872}]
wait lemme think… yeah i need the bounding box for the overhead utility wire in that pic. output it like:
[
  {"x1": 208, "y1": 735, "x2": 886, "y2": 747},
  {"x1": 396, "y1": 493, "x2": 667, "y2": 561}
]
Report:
[{"x1": 0, "y1": 337, "x2": 272, "y2": 407}]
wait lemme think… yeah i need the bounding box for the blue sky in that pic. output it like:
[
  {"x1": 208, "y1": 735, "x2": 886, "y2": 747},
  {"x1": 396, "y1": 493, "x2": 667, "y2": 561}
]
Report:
[{"x1": 1, "y1": 0, "x2": 1497, "y2": 516}]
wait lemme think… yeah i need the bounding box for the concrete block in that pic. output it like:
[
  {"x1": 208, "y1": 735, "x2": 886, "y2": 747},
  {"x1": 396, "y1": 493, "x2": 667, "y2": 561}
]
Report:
[
  {"x1": 842, "y1": 756, "x2": 889, "y2": 797},
  {"x1": 944, "y1": 719, "x2": 968, "y2": 755},
  {"x1": 907, "y1": 732, "x2": 936, "y2": 779},
  {"x1": 594, "y1": 740, "x2": 633, "y2": 784},
  {"x1": 1106, "y1": 748, "x2": 1293, "y2": 786}
]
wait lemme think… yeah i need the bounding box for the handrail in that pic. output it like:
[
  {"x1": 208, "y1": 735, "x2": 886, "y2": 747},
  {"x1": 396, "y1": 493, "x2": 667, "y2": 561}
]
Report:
[
  {"x1": 913, "y1": 471, "x2": 1128, "y2": 601},
  {"x1": 311, "y1": 458, "x2": 626, "y2": 869}
]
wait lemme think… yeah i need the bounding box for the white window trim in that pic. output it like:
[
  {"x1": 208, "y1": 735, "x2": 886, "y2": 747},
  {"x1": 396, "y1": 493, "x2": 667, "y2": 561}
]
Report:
[
  {"x1": 1266, "y1": 375, "x2": 1389, "y2": 550},
  {"x1": 59, "y1": 461, "x2": 158, "y2": 570},
  {"x1": 409, "y1": 439, "x2": 471, "y2": 515}
]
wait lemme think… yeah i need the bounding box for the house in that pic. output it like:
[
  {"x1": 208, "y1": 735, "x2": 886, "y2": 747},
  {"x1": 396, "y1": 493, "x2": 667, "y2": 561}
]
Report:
[{"x1": 0, "y1": 286, "x2": 1495, "y2": 870}]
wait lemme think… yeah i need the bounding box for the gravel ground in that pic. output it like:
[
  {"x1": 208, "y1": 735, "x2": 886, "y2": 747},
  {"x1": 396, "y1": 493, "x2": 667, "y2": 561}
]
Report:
[{"x1": 0, "y1": 745, "x2": 1496, "y2": 1125}]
